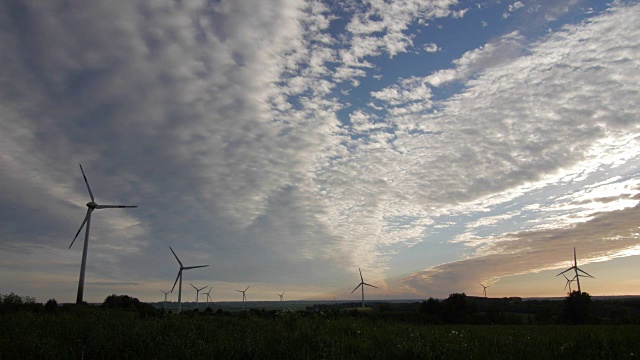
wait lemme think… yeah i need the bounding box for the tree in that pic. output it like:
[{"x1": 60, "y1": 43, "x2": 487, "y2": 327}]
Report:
[
  {"x1": 441, "y1": 293, "x2": 474, "y2": 323},
  {"x1": 564, "y1": 291, "x2": 592, "y2": 324},
  {"x1": 45, "y1": 299, "x2": 58, "y2": 314},
  {"x1": 420, "y1": 297, "x2": 440, "y2": 314}
]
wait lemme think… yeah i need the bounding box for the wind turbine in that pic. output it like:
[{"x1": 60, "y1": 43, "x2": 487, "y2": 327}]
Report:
[
  {"x1": 190, "y1": 283, "x2": 208, "y2": 310},
  {"x1": 169, "y1": 246, "x2": 209, "y2": 314},
  {"x1": 69, "y1": 164, "x2": 137, "y2": 304},
  {"x1": 557, "y1": 247, "x2": 594, "y2": 293},
  {"x1": 277, "y1": 291, "x2": 285, "y2": 302},
  {"x1": 236, "y1": 286, "x2": 249, "y2": 310},
  {"x1": 160, "y1": 290, "x2": 170, "y2": 311},
  {"x1": 204, "y1": 287, "x2": 213, "y2": 309},
  {"x1": 562, "y1": 273, "x2": 577, "y2": 293},
  {"x1": 479, "y1": 282, "x2": 491, "y2": 298},
  {"x1": 351, "y1": 268, "x2": 378, "y2": 310}
]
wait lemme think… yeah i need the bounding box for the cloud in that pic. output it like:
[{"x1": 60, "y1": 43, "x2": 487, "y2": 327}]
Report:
[
  {"x1": 424, "y1": 31, "x2": 526, "y2": 87},
  {"x1": 334, "y1": 2, "x2": 640, "y2": 285},
  {"x1": 335, "y1": 0, "x2": 459, "y2": 83},
  {"x1": 1, "y1": 0, "x2": 639, "y2": 302},
  {"x1": 403, "y1": 202, "x2": 640, "y2": 297},
  {"x1": 423, "y1": 43, "x2": 441, "y2": 53},
  {"x1": 509, "y1": 1, "x2": 525, "y2": 12}
]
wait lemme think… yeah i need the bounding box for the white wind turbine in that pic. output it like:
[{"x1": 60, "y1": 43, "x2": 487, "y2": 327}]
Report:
[
  {"x1": 204, "y1": 287, "x2": 213, "y2": 309},
  {"x1": 236, "y1": 286, "x2": 250, "y2": 310},
  {"x1": 69, "y1": 164, "x2": 137, "y2": 304},
  {"x1": 190, "y1": 283, "x2": 208, "y2": 310},
  {"x1": 169, "y1": 246, "x2": 209, "y2": 314},
  {"x1": 557, "y1": 247, "x2": 594, "y2": 293},
  {"x1": 479, "y1": 283, "x2": 491, "y2": 298},
  {"x1": 160, "y1": 290, "x2": 170, "y2": 311},
  {"x1": 351, "y1": 268, "x2": 378, "y2": 310}
]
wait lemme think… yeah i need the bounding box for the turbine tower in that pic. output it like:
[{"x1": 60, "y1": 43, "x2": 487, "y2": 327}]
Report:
[
  {"x1": 190, "y1": 283, "x2": 208, "y2": 310},
  {"x1": 351, "y1": 268, "x2": 378, "y2": 310},
  {"x1": 70, "y1": 164, "x2": 137, "y2": 304},
  {"x1": 204, "y1": 287, "x2": 213, "y2": 310},
  {"x1": 557, "y1": 247, "x2": 594, "y2": 293},
  {"x1": 169, "y1": 246, "x2": 209, "y2": 314},
  {"x1": 160, "y1": 290, "x2": 170, "y2": 310},
  {"x1": 479, "y1": 282, "x2": 491, "y2": 298},
  {"x1": 236, "y1": 286, "x2": 250, "y2": 310}
]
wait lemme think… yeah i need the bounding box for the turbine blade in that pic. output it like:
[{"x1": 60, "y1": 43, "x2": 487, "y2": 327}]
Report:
[
  {"x1": 70, "y1": 209, "x2": 91, "y2": 248},
  {"x1": 359, "y1": 268, "x2": 363, "y2": 282},
  {"x1": 169, "y1": 246, "x2": 183, "y2": 267},
  {"x1": 79, "y1": 164, "x2": 95, "y2": 202},
  {"x1": 351, "y1": 283, "x2": 362, "y2": 294},
  {"x1": 363, "y1": 283, "x2": 378, "y2": 288},
  {"x1": 190, "y1": 283, "x2": 197, "y2": 290},
  {"x1": 574, "y1": 247, "x2": 577, "y2": 266},
  {"x1": 577, "y1": 268, "x2": 595, "y2": 278},
  {"x1": 183, "y1": 265, "x2": 209, "y2": 270},
  {"x1": 171, "y1": 270, "x2": 181, "y2": 292},
  {"x1": 95, "y1": 205, "x2": 138, "y2": 209},
  {"x1": 557, "y1": 267, "x2": 574, "y2": 276},
  {"x1": 245, "y1": 285, "x2": 250, "y2": 291},
  {"x1": 198, "y1": 286, "x2": 207, "y2": 291}
]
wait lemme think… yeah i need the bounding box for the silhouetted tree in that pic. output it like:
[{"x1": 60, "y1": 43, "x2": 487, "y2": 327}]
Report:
[
  {"x1": 44, "y1": 299, "x2": 58, "y2": 314},
  {"x1": 564, "y1": 291, "x2": 591, "y2": 324},
  {"x1": 102, "y1": 294, "x2": 141, "y2": 310},
  {"x1": 420, "y1": 297, "x2": 440, "y2": 314},
  {"x1": 442, "y1": 293, "x2": 474, "y2": 323}
]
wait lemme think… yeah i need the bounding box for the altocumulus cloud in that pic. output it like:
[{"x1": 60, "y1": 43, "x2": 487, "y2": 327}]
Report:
[{"x1": 0, "y1": 0, "x2": 639, "y2": 301}]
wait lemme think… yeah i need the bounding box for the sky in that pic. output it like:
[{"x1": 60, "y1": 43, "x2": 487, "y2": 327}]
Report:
[{"x1": 1, "y1": 0, "x2": 639, "y2": 304}]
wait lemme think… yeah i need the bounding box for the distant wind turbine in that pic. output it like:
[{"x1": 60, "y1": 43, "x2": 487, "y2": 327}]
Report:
[
  {"x1": 169, "y1": 246, "x2": 209, "y2": 314},
  {"x1": 557, "y1": 247, "x2": 594, "y2": 293},
  {"x1": 236, "y1": 286, "x2": 250, "y2": 310},
  {"x1": 204, "y1": 287, "x2": 213, "y2": 309},
  {"x1": 351, "y1": 268, "x2": 378, "y2": 310},
  {"x1": 562, "y1": 273, "x2": 577, "y2": 293},
  {"x1": 69, "y1": 164, "x2": 137, "y2": 304},
  {"x1": 160, "y1": 290, "x2": 170, "y2": 310},
  {"x1": 277, "y1": 291, "x2": 285, "y2": 302},
  {"x1": 190, "y1": 283, "x2": 208, "y2": 310},
  {"x1": 479, "y1": 283, "x2": 491, "y2": 298}
]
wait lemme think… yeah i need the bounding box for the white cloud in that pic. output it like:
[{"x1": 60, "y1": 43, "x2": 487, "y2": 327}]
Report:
[
  {"x1": 424, "y1": 31, "x2": 526, "y2": 87},
  {"x1": 423, "y1": 42, "x2": 441, "y2": 53},
  {"x1": 1, "y1": 0, "x2": 640, "y2": 302},
  {"x1": 509, "y1": 1, "x2": 524, "y2": 12}
]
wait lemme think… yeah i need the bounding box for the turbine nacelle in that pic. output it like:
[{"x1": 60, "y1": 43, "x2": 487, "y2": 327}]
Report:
[{"x1": 86, "y1": 201, "x2": 98, "y2": 209}]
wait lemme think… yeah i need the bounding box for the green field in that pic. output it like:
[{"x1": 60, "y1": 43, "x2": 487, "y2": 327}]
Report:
[{"x1": 2, "y1": 309, "x2": 639, "y2": 359}]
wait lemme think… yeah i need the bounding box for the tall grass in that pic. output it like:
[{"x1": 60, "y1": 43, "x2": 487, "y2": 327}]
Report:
[{"x1": 1, "y1": 310, "x2": 639, "y2": 359}]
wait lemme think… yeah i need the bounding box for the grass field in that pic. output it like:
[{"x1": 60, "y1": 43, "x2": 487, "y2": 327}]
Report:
[{"x1": 2, "y1": 309, "x2": 639, "y2": 359}]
